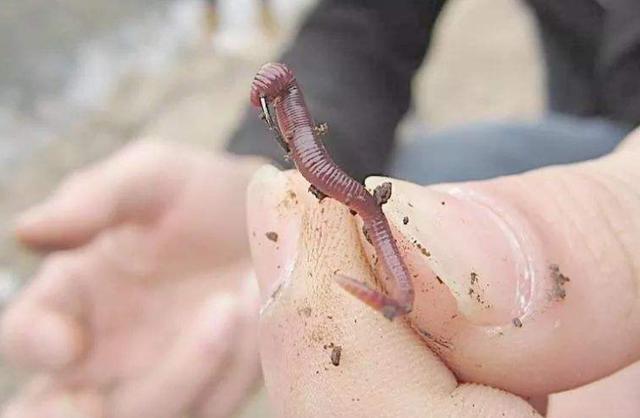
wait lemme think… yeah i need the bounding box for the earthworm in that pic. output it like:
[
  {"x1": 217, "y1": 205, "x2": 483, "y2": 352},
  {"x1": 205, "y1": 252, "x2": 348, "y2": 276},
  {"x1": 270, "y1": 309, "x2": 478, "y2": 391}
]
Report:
[{"x1": 251, "y1": 62, "x2": 414, "y2": 320}]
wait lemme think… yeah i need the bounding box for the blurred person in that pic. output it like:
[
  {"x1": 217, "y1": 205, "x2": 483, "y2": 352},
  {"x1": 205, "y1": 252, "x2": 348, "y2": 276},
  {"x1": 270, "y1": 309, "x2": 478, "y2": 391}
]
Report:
[{"x1": 2, "y1": 0, "x2": 640, "y2": 417}]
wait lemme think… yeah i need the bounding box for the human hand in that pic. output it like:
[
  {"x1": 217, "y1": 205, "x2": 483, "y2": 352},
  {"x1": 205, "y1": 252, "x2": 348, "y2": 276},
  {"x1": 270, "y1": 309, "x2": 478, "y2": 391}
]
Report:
[
  {"x1": 245, "y1": 128, "x2": 640, "y2": 417},
  {"x1": 1, "y1": 140, "x2": 265, "y2": 418}
]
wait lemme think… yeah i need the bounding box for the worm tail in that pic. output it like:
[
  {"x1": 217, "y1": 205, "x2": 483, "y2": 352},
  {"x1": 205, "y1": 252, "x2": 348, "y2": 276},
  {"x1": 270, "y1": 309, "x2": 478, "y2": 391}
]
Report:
[{"x1": 335, "y1": 275, "x2": 409, "y2": 321}]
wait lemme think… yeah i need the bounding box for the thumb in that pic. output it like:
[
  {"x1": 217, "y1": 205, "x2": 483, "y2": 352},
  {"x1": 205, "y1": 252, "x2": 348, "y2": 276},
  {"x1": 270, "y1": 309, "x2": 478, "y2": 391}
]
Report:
[
  {"x1": 361, "y1": 129, "x2": 640, "y2": 396},
  {"x1": 247, "y1": 166, "x2": 540, "y2": 418},
  {"x1": 15, "y1": 140, "x2": 193, "y2": 251}
]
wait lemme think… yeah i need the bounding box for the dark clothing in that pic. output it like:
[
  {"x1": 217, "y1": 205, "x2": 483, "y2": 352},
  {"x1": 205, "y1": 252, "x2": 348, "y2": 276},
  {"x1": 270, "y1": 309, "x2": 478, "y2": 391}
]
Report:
[
  {"x1": 390, "y1": 115, "x2": 631, "y2": 184},
  {"x1": 227, "y1": 0, "x2": 640, "y2": 180},
  {"x1": 530, "y1": 0, "x2": 640, "y2": 123}
]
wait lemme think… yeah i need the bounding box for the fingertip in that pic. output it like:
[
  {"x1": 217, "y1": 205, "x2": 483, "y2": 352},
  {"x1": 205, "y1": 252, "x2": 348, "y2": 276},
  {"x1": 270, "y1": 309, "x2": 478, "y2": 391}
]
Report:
[
  {"x1": 1, "y1": 308, "x2": 84, "y2": 371},
  {"x1": 14, "y1": 203, "x2": 104, "y2": 252},
  {"x1": 14, "y1": 176, "x2": 116, "y2": 251},
  {"x1": 14, "y1": 205, "x2": 56, "y2": 249}
]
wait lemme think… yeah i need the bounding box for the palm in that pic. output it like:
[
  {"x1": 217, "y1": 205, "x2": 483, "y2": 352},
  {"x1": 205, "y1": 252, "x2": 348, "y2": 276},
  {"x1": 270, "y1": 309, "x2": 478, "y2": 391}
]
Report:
[
  {"x1": 2, "y1": 141, "x2": 264, "y2": 417},
  {"x1": 55, "y1": 242, "x2": 249, "y2": 386}
]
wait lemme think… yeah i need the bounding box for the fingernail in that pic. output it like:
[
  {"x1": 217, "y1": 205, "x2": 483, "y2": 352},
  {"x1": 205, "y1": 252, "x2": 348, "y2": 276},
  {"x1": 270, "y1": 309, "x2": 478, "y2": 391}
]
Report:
[
  {"x1": 367, "y1": 177, "x2": 541, "y2": 326},
  {"x1": 246, "y1": 166, "x2": 303, "y2": 305}
]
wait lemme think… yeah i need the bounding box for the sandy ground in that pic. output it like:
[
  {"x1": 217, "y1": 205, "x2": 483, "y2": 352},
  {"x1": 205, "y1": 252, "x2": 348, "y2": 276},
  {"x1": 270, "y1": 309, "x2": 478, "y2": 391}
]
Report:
[{"x1": 0, "y1": 0, "x2": 543, "y2": 415}]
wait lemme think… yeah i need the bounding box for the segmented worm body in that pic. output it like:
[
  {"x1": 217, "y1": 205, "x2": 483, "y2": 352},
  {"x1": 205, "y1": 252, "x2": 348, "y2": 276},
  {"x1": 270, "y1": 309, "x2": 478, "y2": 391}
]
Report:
[{"x1": 251, "y1": 62, "x2": 414, "y2": 319}]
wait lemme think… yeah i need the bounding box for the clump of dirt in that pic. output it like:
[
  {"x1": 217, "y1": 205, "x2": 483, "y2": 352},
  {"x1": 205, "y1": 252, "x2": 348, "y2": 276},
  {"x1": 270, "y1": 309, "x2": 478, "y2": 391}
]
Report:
[
  {"x1": 549, "y1": 264, "x2": 570, "y2": 300},
  {"x1": 373, "y1": 182, "x2": 392, "y2": 206},
  {"x1": 470, "y1": 272, "x2": 478, "y2": 285},
  {"x1": 414, "y1": 240, "x2": 431, "y2": 257},
  {"x1": 265, "y1": 231, "x2": 279, "y2": 242},
  {"x1": 512, "y1": 318, "x2": 523, "y2": 328},
  {"x1": 308, "y1": 184, "x2": 327, "y2": 201},
  {"x1": 330, "y1": 345, "x2": 342, "y2": 366},
  {"x1": 322, "y1": 342, "x2": 342, "y2": 367},
  {"x1": 402, "y1": 216, "x2": 409, "y2": 225}
]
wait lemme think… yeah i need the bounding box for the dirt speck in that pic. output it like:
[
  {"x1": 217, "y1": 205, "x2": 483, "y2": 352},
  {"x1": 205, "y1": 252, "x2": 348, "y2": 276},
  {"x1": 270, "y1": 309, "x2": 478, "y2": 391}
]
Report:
[
  {"x1": 436, "y1": 275, "x2": 444, "y2": 285},
  {"x1": 402, "y1": 216, "x2": 409, "y2": 225},
  {"x1": 441, "y1": 201, "x2": 446, "y2": 206},
  {"x1": 265, "y1": 231, "x2": 279, "y2": 242},
  {"x1": 297, "y1": 306, "x2": 312, "y2": 317},
  {"x1": 330, "y1": 345, "x2": 342, "y2": 366},
  {"x1": 549, "y1": 264, "x2": 570, "y2": 300},
  {"x1": 308, "y1": 184, "x2": 327, "y2": 201},
  {"x1": 314, "y1": 122, "x2": 329, "y2": 136},
  {"x1": 513, "y1": 317, "x2": 523, "y2": 328},
  {"x1": 278, "y1": 189, "x2": 299, "y2": 209},
  {"x1": 415, "y1": 242, "x2": 431, "y2": 257},
  {"x1": 270, "y1": 282, "x2": 284, "y2": 301},
  {"x1": 310, "y1": 328, "x2": 324, "y2": 343},
  {"x1": 470, "y1": 272, "x2": 478, "y2": 285},
  {"x1": 415, "y1": 327, "x2": 453, "y2": 351},
  {"x1": 362, "y1": 225, "x2": 373, "y2": 245}
]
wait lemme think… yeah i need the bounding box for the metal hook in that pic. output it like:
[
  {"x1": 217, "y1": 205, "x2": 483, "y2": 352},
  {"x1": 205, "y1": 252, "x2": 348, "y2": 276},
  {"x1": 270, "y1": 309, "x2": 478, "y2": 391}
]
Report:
[
  {"x1": 260, "y1": 96, "x2": 290, "y2": 154},
  {"x1": 260, "y1": 96, "x2": 274, "y2": 129}
]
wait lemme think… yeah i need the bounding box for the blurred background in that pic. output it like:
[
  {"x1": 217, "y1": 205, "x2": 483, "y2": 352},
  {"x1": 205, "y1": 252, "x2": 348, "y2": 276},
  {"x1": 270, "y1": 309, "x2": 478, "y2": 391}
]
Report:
[{"x1": 0, "y1": 0, "x2": 543, "y2": 415}]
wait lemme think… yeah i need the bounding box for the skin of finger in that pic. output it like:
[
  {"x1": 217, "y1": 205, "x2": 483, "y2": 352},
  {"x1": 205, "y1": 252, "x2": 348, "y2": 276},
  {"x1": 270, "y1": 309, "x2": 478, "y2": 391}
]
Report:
[
  {"x1": 2, "y1": 377, "x2": 104, "y2": 418},
  {"x1": 547, "y1": 359, "x2": 640, "y2": 418},
  {"x1": 109, "y1": 293, "x2": 239, "y2": 418},
  {"x1": 195, "y1": 277, "x2": 263, "y2": 418},
  {"x1": 13, "y1": 140, "x2": 189, "y2": 251},
  {"x1": 143, "y1": 152, "x2": 266, "y2": 277},
  {"x1": 3, "y1": 238, "x2": 254, "y2": 389},
  {"x1": 59, "y1": 255, "x2": 251, "y2": 387},
  {"x1": 15, "y1": 139, "x2": 265, "y2": 262},
  {"x1": 2, "y1": 262, "x2": 253, "y2": 418},
  {"x1": 83, "y1": 154, "x2": 264, "y2": 283},
  {"x1": 357, "y1": 147, "x2": 640, "y2": 396},
  {"x1": 249, "y1": 170, "x2": 540, "y2": 418},
  {"x1": 1, "y1": 254, "x2": 87, "y2": 370},
  {"x1": 0, "y1": 307, "x2": 84, "y2": 371}
]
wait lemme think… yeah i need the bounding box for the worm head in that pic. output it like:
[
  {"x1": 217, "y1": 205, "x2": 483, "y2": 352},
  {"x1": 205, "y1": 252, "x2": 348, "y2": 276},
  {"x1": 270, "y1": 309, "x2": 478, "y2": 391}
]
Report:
[{"x1": 259, "y1": 96, "x2": 290, "y2": 154}]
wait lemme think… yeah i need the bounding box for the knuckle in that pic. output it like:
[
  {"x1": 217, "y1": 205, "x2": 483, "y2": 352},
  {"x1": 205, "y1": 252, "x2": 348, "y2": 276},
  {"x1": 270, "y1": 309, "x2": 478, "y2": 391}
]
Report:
[{"x1": 125, "y1": 138, "x2": 182, "y2": 161}]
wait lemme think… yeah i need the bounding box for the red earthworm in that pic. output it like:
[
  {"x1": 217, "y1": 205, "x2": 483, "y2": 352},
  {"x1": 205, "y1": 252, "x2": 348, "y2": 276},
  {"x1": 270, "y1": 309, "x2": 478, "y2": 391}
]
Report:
[{"x1": 251, "y1": 62, "x2": 414, "y2": 320}]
